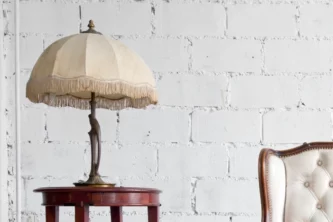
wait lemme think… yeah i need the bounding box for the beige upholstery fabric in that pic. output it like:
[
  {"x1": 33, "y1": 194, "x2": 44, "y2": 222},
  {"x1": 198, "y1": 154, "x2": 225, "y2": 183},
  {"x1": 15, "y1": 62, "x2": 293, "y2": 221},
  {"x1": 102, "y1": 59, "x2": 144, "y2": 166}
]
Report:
[
  {"x1": 267, "y1": 149, "x2": 333, "y2": 222},
  {"x1": 26, "y1": 33, "x2": 157, "y2": 110}
]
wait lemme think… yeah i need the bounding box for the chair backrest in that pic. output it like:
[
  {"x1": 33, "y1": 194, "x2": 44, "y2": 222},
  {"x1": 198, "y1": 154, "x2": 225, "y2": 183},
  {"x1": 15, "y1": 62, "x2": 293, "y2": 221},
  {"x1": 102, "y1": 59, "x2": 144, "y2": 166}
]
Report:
[{"x1": 259, "y1": 142, "x2": 333, "y2": 222}]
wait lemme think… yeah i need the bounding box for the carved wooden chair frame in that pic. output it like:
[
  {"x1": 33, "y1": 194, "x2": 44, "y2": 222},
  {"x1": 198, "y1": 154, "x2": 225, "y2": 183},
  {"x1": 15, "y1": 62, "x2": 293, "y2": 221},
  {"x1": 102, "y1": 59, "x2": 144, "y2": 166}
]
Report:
[{"x1": 258, "y1": 142, "x2": 333, "y2": 222}]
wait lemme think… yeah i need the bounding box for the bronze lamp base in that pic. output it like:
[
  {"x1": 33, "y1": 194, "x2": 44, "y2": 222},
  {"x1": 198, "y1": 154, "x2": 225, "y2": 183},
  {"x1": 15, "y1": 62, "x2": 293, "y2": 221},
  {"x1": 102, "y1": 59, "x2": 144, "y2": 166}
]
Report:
[{"x1": 74, "y1": 176, "x2": 116, "y2": 187}]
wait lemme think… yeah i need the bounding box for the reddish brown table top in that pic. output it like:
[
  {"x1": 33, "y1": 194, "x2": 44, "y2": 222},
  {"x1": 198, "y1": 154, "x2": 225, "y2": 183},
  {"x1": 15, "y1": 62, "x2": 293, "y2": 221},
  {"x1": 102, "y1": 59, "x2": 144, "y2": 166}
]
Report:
[{"x1": 34, "y1": 187, "x2": 161, "y2": 207}]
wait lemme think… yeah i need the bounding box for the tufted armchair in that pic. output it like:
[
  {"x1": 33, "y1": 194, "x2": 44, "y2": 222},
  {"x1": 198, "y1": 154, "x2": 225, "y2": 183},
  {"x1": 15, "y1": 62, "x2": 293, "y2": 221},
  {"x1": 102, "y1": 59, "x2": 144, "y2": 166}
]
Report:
[{"x1": 259, "y1": 142, "x2": 333, "y2": 222}]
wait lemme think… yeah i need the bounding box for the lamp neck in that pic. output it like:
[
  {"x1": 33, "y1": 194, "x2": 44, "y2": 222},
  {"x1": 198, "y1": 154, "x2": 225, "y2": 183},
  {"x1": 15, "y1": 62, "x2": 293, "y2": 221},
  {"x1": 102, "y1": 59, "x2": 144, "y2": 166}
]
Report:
[{"x1": 90, "y1": 92, "x2": 96, "y2": 118}]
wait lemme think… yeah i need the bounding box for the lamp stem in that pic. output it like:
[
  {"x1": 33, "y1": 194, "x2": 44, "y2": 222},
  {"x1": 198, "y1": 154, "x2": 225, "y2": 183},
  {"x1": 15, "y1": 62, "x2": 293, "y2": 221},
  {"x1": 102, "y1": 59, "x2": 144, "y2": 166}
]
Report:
[
  {"x1": 90, "y1": 93, "x2": 101, "y2": 177},
  {"x1": 74, "y1": 92, "x2": 116, "y2": 186},
  {"x1": 87, "y1": 92, "x2": 104, "y2": 184}
]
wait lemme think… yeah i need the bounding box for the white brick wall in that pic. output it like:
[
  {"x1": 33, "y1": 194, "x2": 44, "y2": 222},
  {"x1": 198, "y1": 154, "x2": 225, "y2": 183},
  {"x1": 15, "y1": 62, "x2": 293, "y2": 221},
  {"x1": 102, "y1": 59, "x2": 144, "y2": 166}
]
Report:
[
  {"x1": 81, "y1": 2, "x2": 151, "y2": 36},
  {"x1": 158, "y1": 74, "x2": 227, "y2": 107},
  {"x1": 192, "y1": 39, "x2": 262, "y2": 72},
  {"x1": 192, "y1": 111, "x2": 261, "y2": 142},
  {"x1": 20, "y1": 3, "x2": 79, "y2": 34},
  {"x1": 19, "y1": 35, "x2": 43, "y2": 69},
  {"x1": 228, "y1": 5, "x2": 297, "y2": 37},
  {"x1": 263, "y1": 111, "x2": 332, "y2": 143},
  {"x1": 158, "y1": 145, "x2": 228, "y2": 177},
  {"x1": 229, "y1": 144, "x2": 261, "y2": 178},
  {"x1": 196, "y1": 180, "x2": 260, "y2": 213},
  {"x1": 265, "y1": 40, "x2": 333, "y2": 73},
  {"x1": 119, "y1": 109, "x2": 189, "y2": 143},
  {"x1": 122, "y1": 38, "x2": 188, "y2": 72},
  {"x1": 155, "y1": 2, "x2": 226, "y2": 36},
  {"x1": 301, "y1": 75, "x2": 333, "y2": 108},
  {"x1": 21, "y1": 144, "x2": 86, "y2": 178},
  {"x1": 4, "y1": 1, "x2": 333, "y2": 222},
  {"x1": 99, "y1": 144, "x2": 157, "y2": 177},
  {"x1": 230, "y1": 76, "x2": 299, "y2": 108},
  {"x1": 300, "y1": 5, "x2": 333, "y2": 36}
]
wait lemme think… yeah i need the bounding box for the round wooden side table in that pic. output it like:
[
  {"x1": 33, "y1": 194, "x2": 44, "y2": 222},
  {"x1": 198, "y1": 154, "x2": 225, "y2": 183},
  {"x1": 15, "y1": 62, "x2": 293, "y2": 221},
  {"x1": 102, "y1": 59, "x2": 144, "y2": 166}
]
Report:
[{"x1": 34, "y1": 187, "x2": 161, "y2": 222}]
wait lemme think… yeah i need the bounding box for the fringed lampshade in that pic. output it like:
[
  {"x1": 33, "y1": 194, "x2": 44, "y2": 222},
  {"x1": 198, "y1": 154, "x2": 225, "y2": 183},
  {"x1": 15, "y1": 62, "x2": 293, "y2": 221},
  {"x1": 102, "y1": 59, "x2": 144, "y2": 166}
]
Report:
[
  {"x1": 26, "y1": 20, "x2": 158, "y2": 187},
  {"x1": 26, "y1": 23, "x2": 157, "y2": 110}
]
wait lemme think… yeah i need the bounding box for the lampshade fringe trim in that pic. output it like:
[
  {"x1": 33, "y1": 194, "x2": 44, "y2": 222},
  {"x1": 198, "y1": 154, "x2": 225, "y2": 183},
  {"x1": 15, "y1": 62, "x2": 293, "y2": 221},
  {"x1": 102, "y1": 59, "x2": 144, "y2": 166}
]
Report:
[{"x1": 26, "y1": 77, "x2": 158, "y2": 110}]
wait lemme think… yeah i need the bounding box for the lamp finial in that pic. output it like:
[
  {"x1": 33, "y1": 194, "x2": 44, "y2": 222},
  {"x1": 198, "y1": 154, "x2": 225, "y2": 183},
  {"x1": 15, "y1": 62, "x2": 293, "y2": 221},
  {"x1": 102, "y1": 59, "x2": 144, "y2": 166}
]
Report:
[
  {"x1": 88, "y1": 20, "x2": 95, "y2": 29},
  {"x1": 81, "y1": 20, "x2": 101, "y2": 35}
]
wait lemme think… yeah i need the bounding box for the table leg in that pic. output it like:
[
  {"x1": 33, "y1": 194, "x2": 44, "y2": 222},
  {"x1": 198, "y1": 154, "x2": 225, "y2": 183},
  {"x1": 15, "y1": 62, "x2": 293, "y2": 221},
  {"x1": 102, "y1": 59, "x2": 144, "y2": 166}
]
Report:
[
  {"x1": 46, "y1": 206, "x2": 59, "y2": 222},
  {"x1": 111, "y1": 206, "x2": 123, "y2": 222},
  {"x1": 148, "y1": 206, "x2": 159, "y2": 222},
  {"x1": 75, "y1": 205, "x2": 89, "y2": 222}
]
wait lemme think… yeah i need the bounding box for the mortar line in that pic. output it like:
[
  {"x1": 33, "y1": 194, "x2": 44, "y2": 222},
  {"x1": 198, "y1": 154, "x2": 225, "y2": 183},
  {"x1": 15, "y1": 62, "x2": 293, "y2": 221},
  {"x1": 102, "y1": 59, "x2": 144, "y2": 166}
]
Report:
[
  {"x1": 224, "y1": 5, "x2": 228, "y2": 38},
  {"x1": 150, "y1": 0, "x2": 156, "y2": 37},
  {"x1": 155, "y1": 148, "x2": 159, "y2": 176},
  {"x1": 297, "y1": 74, "x2": 304, "y2": 109},
  {"x1": 115, "y1": 111, "x2": 120, "y2": 149},
  {"x1": 188, "y1": 111, "x2": 193, "y2": 143},
  {"x1": 226, "y1": 144, "x2": 231, "y2": 177},
  {"x1": 295, "y1": 5, "x2": 301, "y2": 39},
  {"x1": 186, "y1": 37, "x2": 193, "y2": 72},
  {"x1": 43, "y1": 111, "x2": 48, "y2": 143},
  {"x1": 190, "y1": 177, "x2": 198, "y2": 215},
  {"x1": 260, "y1": 38, "x2": 266, "y2": 76}
]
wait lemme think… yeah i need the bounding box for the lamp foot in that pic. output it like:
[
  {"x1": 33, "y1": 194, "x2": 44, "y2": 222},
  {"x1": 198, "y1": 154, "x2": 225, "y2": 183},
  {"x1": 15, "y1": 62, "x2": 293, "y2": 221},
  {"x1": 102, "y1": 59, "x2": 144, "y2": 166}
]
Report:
[{"x1": 74, "y1": 175, "x2": 116, "y2": 187}]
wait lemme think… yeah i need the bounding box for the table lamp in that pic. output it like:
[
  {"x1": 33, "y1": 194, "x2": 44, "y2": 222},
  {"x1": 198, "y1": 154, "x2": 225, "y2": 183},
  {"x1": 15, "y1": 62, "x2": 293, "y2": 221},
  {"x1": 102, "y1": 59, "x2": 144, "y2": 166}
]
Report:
[{"x1": 26, "y1": 20, "x2": 158, "y2": 187}]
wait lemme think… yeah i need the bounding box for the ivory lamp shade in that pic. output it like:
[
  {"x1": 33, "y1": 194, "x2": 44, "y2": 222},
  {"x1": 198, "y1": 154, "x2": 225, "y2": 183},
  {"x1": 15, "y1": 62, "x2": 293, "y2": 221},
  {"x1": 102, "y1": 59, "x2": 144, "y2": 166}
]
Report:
[{"x1": 26, "y1": 33, "x2": 158, "y2": 110}]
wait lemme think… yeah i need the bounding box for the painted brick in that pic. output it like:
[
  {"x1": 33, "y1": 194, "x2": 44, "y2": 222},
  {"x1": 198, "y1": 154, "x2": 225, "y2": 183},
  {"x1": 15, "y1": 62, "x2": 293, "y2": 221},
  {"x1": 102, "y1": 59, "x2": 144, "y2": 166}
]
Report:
[
  {"x1": 300, "y1": 5, "x2": 333, "y2": 36},
  {"x1": 91, "y1": 215, "x2": 147, "y2": 222},
  {"x1": 228, "y1": 5, "x2": 296, "y2": 37},
  {"x1": 301, "y1": 76, "x2": 333, "y2": 108},
  {"x1": 23, "y1": 178, "x2": 50, "y2": 213},
  {"x1": 229, "y1": 144, "x2": 261, "y2": 178},
  {"x1": 20, "y1": 35, "x2": 43, "y2": 69},
  {"x1": 21, "y1": 215, "x2": 38, "y2": 222},
  {"x1": 158, "y1": 74, "x2": 227, "y2": 107},
  {"x1": 196, "y1": 180, "x2": 260, "y2": 213},
  {"x1": 230, "y1": 76, "x2": 299, "y2": 108},
  {"x1": 159, "y1": 145, "x2": 228, "y2": 177},
  {"x1": 21, "y1": 143, "x2": 86, "y2": 178},
  {"x1": 232, "y1": 216, "x2": 261, "y2": 222},
  {"x1": 3, "y1": 6, "x2": 14, "y2": 34},
  {"x1": 81, "y1": 2, "x2": 151, "y2": 35},
  {"x1": 161, "y1": 215, "x2": 229, "y2": 222},
  {"x1": 99, "y1": 144, "x2": 157, "y2": 177},
  {"x1": 21, "y1": 107, "x2": 45, "y2": 142},
  {"x1": 119, "y1": 109, "x2": 189, "y2": 143},
  {"x1": 47, "y1": 107, "x2": 117, "y2": 143},
  {"x1": 155, "y1": 2, "x2": 225, "y2": 36},
  {"x1": 263, "y1": 111, "x2": 332, "y2": 143},
  {"x1": 265, "y1": 40, "x2": 333, "y2": 73},
  {"x1": 20, "y1": 3, "x2": 79, "y2": 34},
  {"x1": 3, "y1": 35, "x2": 15, "y2": 76},
  {"x1": 192, "y1": 111, "x2": 261, "y2": 142},
  {"x1": 121, "y1": 178, "x2": 192, "y2": 212},
  {"x1": 121, "y1": 38, "x2": 188, "y2": 72},
  {"x1": 192, "y1": 39, "x2": 262, "y2": 72}
]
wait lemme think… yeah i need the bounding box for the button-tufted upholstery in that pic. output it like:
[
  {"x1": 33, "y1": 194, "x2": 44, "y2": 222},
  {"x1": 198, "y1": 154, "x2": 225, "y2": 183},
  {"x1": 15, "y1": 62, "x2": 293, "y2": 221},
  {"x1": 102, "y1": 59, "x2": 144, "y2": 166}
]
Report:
[{"x1": 259, "y1": 142, "x2": 333, "y2": 222}]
